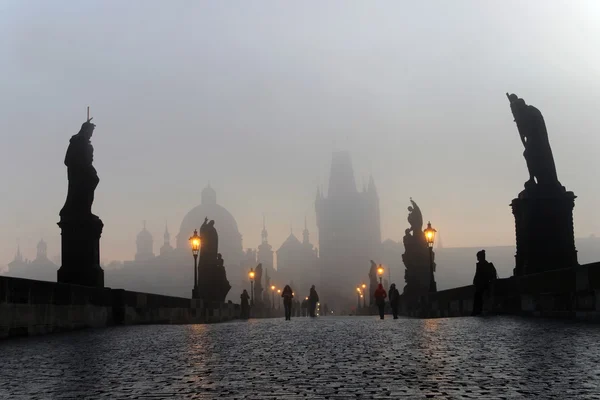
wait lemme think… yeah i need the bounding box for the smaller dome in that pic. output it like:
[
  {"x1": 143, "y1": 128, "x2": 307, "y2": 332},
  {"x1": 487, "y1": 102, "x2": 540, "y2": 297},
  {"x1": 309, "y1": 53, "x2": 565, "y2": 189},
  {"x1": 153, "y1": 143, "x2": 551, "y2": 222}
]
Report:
[
  {"x1": 202, "y1": 184, "x2": 217, "y2": 205},
  {"x1": 137, "y1": 222, "x2": 153, "y2": 242}
]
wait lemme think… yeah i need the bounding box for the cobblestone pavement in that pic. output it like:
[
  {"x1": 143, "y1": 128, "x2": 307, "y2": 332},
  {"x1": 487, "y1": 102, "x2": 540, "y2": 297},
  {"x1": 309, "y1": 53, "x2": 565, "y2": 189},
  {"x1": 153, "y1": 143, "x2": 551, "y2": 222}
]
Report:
[{"x1": 1, "y1": 316, "x2": 600, "y2": 399}]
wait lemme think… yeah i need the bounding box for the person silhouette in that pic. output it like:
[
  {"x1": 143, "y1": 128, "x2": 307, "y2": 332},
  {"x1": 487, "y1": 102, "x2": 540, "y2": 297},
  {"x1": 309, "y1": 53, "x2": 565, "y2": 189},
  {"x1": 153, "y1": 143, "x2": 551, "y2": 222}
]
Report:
[{"x1": 281, "y1": 285, "x2": 294, "y2": 320}]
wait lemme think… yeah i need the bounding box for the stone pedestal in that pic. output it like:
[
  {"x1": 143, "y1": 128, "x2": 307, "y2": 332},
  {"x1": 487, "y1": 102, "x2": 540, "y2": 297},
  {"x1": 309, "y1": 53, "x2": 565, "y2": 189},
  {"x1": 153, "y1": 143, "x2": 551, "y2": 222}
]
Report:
[
  {"x1": 194, "y1": 263, "x2": 231, "y2": 303},
  {"x1": 402, "y1": 235, "x2": 436, "y2": 297},
  {"x1": 57, "y1": 215, "x2": 104, "y2": 287},
  {"x1": 511, "y1": 188, "x2": 578, "y2": 276}
]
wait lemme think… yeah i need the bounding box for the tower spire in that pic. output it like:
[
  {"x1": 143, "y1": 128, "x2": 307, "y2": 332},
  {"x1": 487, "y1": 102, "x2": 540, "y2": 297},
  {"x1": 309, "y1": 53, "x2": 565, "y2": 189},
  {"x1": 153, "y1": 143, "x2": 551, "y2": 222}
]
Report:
[
  {"x1": 303, "y1": 216, "x2": 309, "y2": 244},
  {"x1": 164, "y1": 221, "x2": 170, "y2": 246},
  {"x1": 261, "y1": 214, "x2": 268, "y2": 245}
]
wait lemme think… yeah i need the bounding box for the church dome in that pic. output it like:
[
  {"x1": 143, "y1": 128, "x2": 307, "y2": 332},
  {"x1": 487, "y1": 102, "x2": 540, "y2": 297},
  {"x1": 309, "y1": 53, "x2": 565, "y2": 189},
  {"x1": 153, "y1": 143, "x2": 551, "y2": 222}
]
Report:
[
  {"x1": 201, "y1": 184, "x2": 217, "y2": 206},
  {"x1": 176, "y1": 185, "x2": 243, "y2": 265},
  {"x1": 137, "y1": 223, "x2": 153, "y2": 242}
]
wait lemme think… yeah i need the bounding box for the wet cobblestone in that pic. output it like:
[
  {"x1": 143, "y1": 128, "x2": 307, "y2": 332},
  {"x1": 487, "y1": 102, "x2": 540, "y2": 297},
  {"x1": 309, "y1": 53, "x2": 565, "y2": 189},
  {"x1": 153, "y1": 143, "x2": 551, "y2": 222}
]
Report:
[{"x1": 1, "y1": 316, "x2": 600, "y2": 399}]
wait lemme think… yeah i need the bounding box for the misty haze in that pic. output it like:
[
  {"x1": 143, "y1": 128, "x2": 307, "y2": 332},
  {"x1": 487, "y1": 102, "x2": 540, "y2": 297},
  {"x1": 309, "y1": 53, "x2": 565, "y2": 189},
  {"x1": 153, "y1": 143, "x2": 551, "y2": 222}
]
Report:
[
  {"x1": 5, "y1": 2, "x2": 600, "y2": 399},
  {"x1": 3, "y1": 1, "x2": 600, "y2": 306}
]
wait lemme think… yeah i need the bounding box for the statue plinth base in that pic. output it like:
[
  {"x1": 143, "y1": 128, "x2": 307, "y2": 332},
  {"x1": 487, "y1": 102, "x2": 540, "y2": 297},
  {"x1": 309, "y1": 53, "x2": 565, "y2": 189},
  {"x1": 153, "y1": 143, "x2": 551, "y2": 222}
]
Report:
[
  {"x1": 402, "y1": 236, "x2": 436, "y2": 297},
  {"x1": 511, "y1": 185, "x2": 578, "y2": 276},
  {"x1": 57, "y1": 214, "x2": 104, "y2": 287},
  {"x1": 193, "y1": 262, "x2": 231, "y2": 303}
]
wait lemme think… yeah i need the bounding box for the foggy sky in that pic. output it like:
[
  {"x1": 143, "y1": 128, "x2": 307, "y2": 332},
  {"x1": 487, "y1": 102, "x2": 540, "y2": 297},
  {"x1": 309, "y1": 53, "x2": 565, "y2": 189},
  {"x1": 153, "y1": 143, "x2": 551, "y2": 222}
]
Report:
[{"x1": 2, "y1": 1, "x2": 600, "y2": 266}]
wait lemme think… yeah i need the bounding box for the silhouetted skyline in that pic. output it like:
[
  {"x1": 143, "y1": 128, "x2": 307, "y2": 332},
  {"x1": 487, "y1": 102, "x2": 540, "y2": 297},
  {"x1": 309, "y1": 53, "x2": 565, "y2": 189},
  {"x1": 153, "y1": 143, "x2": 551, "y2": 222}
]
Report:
[{"x1": 2, "y1": 1, "x2": 600, "y2": 266}]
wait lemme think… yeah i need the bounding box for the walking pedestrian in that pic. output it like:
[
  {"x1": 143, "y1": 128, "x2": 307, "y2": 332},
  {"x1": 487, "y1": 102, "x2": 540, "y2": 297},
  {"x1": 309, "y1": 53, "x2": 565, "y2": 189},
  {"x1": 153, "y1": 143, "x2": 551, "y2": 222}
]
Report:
[
  {"x1": 374, "y1": 283, "x2": 387, "y2": 319},
  {"x1": 240, "y1": 290, "x2": 250, "y2": 319},
  {"x1": 388, "y1": 283, "x2": 400, "y2": 319},
  {"x1": 309, "y1": 285, "x2": 319, "y2": 317},
  {"x1": 472, "y1": 250, "x2": 497, "y2": 316},
  {"x1": 282, "y1": 285, "x2": 294, "y2": 320}
]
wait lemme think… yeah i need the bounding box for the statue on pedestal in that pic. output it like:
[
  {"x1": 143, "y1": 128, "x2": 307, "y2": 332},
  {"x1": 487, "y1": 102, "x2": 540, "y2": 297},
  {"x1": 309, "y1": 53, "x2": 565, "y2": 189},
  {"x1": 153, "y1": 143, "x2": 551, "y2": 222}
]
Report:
[
  {"x1": 507, "y1": 93, "x2": 561, "y2": 192},
  {"x1": 407, "y1": 198, "x2": 423, "y2": 234},
  {"x1": 195, "y1": 218, "x2": 231, "y2": 303},
  {"x1": 401, "y1": 199, "x2": 435, "y2": 296},
  {"x1": 60, "y1": 120, "x2": 100, "y2": 219},
  {"x1": 57, "y1": 114, "x2": 104, "y2": 287},
  {"x1": 507, "y1": 94, "x2": 577, "y2": 276}
]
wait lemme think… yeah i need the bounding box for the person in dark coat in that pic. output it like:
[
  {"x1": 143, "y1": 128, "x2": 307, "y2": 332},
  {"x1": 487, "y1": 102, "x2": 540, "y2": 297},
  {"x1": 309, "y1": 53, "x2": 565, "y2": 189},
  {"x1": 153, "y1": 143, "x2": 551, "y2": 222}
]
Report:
[
  {"x1": 309, "y1": 285, "x2": 319, "y2": 317},
  {"x1": 472, "y1": 250, "x2": 497, "y2": 316},
  {"x1": 282, "y1": 285, "x2": 294, "y2": 320},
  {"x1": 388, "y1": 283, "x2": 400, "y2": 319},
  {"x1": 240, "y1": 290, "x2": 250, "y2": 319},
  {"x1": 374, "y1": 283, "x2": 387, "y2": 319}
]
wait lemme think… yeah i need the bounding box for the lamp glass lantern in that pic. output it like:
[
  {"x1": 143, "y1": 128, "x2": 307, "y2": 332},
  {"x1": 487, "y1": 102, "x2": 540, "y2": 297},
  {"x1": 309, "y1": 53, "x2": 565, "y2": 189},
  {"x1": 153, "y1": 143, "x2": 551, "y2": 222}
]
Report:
[
  {"x1": 424, "y1": 221, "x2": 437, "y2": 248},
  {"x1": 189, "y1": 230, "x2": 201, "y2": 256}
]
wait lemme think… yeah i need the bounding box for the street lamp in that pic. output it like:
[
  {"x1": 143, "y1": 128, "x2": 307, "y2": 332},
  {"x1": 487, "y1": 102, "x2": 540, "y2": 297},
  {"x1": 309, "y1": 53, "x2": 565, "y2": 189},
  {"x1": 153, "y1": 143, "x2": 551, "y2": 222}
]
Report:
[
  {"x1": 424, "y1": 221, "x2": 437, "y2": 292},
  {"x1": 189, "y1": 229, "x2": 200, "y2": 289},
  {"x1": 248, "y1": 267, "x2": 255, "y2": 306},
  {"x1": 356, "y1": 287, "x2": 361, "y2": 309},
  {"x1": 377, "y1": 265, "x2": 384, "y2": 284},
  {"x1": 271, "y1": 285, "x2": 276, "y2": 309},
  {"x1": 277, "y1": 289, "x2": 281, "y2": 310},
  {"x1": 361, "y1": 284, "x2": 367, "y2": 308},
  {"x1": 305, "y1": 296, "x2": 309, "y2": 317}
]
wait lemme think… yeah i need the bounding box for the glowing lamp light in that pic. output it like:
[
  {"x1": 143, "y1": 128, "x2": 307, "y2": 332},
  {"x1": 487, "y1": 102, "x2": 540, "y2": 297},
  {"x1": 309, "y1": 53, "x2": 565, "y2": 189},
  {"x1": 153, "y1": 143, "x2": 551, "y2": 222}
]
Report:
[
  {"x1": 189, "y1": 229, "x2": 201, "y2": 256},
  {"x1": 361, "y1": 284, "x2": 366, "y2": 289},
  {"x1": 271, "y1": 285, "x2": 276, "y2": 291},
  {"x1": 360, "y1": 294, "x2": 363, "y2": 298},
  {"x1": 305, "y1": 297, "x2": 309, "y2": 300},
  {"x1": 248, "y1": 268, "x2": 255, "y2": 281},
  {"x1": 277, "y1": 289, "x2": 281, "y2": 294},
  {"x1": 377, "y1": 266, "x2": 384, "y2": 277},
  {"x1": 356, "y1": 287, "x2": 361, "y2": 293},
  {"x1": 424, "y1": 221, "x2": 437, "y2": 248}
]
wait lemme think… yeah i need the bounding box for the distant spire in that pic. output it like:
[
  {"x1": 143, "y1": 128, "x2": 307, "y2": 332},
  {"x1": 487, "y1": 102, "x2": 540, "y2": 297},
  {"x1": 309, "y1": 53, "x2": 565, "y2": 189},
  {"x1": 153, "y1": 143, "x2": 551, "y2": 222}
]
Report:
[
  {"x1": 15, "y1": 241, "x2": 22, "y2": 262},
  {"x1": 143, "y1": 220, "x2": 147, "y2": 230},
  {"x1": 261, "y1": 214, "x2": 268, "y2": 245},
  {"x1": 303, "y1": 216, "x2": 309, "y2": 244},
  {"x1": 164, "y1": 221, "x2": 170, "y2": 245}
]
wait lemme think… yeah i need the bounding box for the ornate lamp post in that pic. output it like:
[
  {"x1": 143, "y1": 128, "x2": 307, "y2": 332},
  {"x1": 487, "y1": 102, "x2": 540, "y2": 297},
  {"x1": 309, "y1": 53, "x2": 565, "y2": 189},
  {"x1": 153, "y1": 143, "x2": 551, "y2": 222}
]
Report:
[
  {"x1": 249, "y1": 267, "x2": 255, "y2": 306},
  {"x1": 189, "y1": 229, "x2": 200, "y2": 289},
  {"x1": 424, "y1": 221, "x2": 437, "y2": 292},
  {"x1": 271, "y1": 285, "x2": 276, "y2": 309},
  {"x1": 305, "y1": 296, "x2": 309, "y2": 317},
  {"x1": 356, "y1": 287, "x2": 361, "y2": 309},
  {"x1": 361, "y1": 284, "x2": 367, "y2": 308},
  {"x1": 377, "y1": 265, "x2": 384, "y2": 284}
]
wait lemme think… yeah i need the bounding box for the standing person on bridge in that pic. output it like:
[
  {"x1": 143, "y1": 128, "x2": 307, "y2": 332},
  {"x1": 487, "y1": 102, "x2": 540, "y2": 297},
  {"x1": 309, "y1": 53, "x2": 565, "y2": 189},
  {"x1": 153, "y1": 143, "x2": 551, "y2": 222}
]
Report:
[
  {"x1": 282, "y1": 285, "x2": 294, "y2": 320},
  {"x1": 308, "y1": 285, "x2": 319, "y2": 317},
  {"x1": 388, "y1": 283, "x2": 400, "y2": 319},
  {"x1": 374, "y1": 283, "x2": 387, "y2": 319},
  {"x1": 240, "y1": 290, "x2": 250, "y2": 319},
  {"x1": 472, "y1": 250, "x2": 497, "y2": 316}
]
